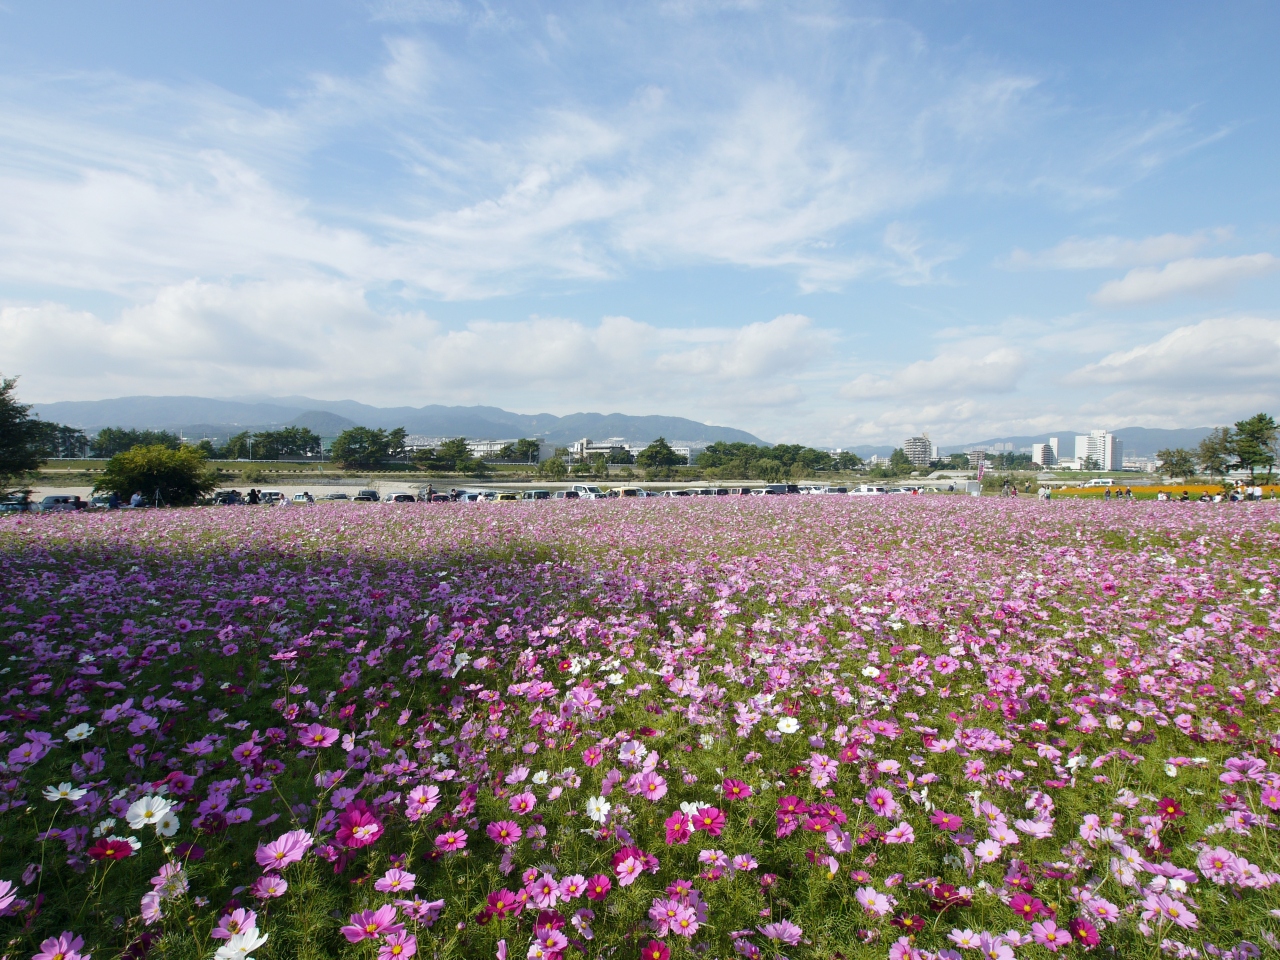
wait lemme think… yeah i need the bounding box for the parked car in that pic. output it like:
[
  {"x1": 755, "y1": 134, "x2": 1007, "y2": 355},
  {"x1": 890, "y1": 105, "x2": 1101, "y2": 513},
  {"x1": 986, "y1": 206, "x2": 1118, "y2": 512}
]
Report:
[
  {"x1": 495, "y1": 492, "x2": 521, "y2": 501},
  {"x1": 850, "y1": 484, "x2": 888, "y2": 495},
  {"x1": 522, "y1": 490, "x2": 552, "y2": 500},
  {"x1": 0, "y1": 494, "x2": 32, "y2": 514},
  {"x1": 727, "y1": 487, "x2": 751, "y2": 495},
  {"x1": 320, "y1": 492, "x2": 350, "y2": 501},
  {"x1": 554, "y1": 490, "x2": 580, "y2": 499},
  {"x1": 570, "y1": 484, "x2": 606, "y2": 499},
  {"x1": 212, "y1": 490, "x2": 243, "y2": 505},
  {"x1": 384, "y1": 492, "x2": 417, "y2": 503},
  {"x1": 353, "y1": 489, "x2": 379, "y2": 502},
  {"x1": 610, "y1": 487, "x2": 648, "y2": 498},
  {"x1": 291, "y1": 493, "x2": 314, "y2": 503},
  {"x1": 38, "y1": 494, "x2": 88, "y2": 512},
  {"x1": 1084, "y1": 478, "x2": 1115, "y2": 487}
]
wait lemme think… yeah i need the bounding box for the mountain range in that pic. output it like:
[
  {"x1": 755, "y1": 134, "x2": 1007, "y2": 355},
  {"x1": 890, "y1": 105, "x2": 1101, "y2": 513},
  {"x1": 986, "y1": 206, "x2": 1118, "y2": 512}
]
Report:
[{"x1": 30, "y1": 395, "x2": 768, "y2": 447}]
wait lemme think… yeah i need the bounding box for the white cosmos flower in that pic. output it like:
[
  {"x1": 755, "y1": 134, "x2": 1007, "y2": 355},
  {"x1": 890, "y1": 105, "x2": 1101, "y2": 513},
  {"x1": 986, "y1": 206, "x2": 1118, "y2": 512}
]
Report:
[
  {"x1": 156, "y1": 811, "x2": 180, "y2": 837},
  {"x1": 585, "y1": 796, "x2": 611, "y2": 823},
  {"x1": 65, "y1": 723, "x2": 95, "y2": 742},
  {"x1": 532, "y1": 771, "x2": 549, "y2": 785},
  {"x1": 862, "y1": 665, "x2": 881, "y2": 678},
  {"x1": 126, "y1": 796, "x2": 174, "y2": 830},
  {"x1": 93, "y1": 817, "x2": 117, "y2": 838},
  {"x1": 44, "y1": 782, "x2": 88, "y2": 802},
  {"x1": 776, "y1": 717, "x2": 800, "y2": 735},
  {"x1": 215, "y1": 927, "x2": 268, "y2": 960}
]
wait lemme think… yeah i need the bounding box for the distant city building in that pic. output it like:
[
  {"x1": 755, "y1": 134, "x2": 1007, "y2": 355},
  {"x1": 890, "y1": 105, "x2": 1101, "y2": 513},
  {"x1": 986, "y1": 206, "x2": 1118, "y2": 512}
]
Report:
[
  {"x1": 867, "y1": 454, "x2": 893, "y2": 468},
  {"x1": 903, "y1": 436, "x2": 934, "y2": 468},
  {"x1": 1033, "y1": 437, "x2": 1058, "y2": 467},
  {"x1": 1073, "y1": 430, "x2": 1123, "y2": 471}
]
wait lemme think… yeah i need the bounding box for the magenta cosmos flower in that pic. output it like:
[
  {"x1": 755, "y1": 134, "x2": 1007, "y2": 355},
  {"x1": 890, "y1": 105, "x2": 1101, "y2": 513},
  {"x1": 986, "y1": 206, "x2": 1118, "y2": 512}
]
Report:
[
  {"x1": 722, "y1": 778, "x2": 753, "y2": 801},
  {"x1": 664, "y1": 810, "x2": 692, "y2": 845},
  {"x1": 585, "y1": 874, "x2": 612, "y2": 901},
  {"x1": 341, "y1": 905, "x2": 404, "y2": 942},
  {"x1": 930, "y1": 810, "x2": 963, "y2": 831},
  {"x1": 509, "y1": 791, "x2": 537, "y2": 814},
  {"x1": 866, "y1": 787, "x2": 898, "y2": 818},
  {"x1": 375, "y1": 869, "x2": 417, "y2": 894},
  {"x1": 693, "y1": 806, "x2": 725, "y2": 836},
  {"x1": 758, "y1": 920, "x2": 803, "y2": 946},
  {"x1": 298, "y1": 723, "x2": 340, "y2": 748},
  {"x1": 435, "y1": 830, "x2": 467, "y2": 853},
  {"x1": 254, "y1": 829, "x2": 314, "y2": 870},
  {"x1": 486, "y1": 820, "x2": 523, "y2": 846},
  {"x1": 378, "y1": 932, "x2": 417, "y2": 960},
  {"x1": 336, "y1": 800, "x2": 384, "y2": 848},
  {"x1": 636, "y1": 771, "x2": 668, "y2": 802}
]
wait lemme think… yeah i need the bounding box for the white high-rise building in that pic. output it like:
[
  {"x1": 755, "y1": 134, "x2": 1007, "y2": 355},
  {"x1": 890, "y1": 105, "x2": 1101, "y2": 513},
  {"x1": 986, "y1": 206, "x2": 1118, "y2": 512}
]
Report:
[
  {"x1": 903, "y1": 436, "x2": 934, "y2": 469},
  {"x1": 1033, "y1": 439, "x2": 1058, "y2": 467},
  {"x1": 1073, "y1": 430, "x2": 1122, "y2": 471}
]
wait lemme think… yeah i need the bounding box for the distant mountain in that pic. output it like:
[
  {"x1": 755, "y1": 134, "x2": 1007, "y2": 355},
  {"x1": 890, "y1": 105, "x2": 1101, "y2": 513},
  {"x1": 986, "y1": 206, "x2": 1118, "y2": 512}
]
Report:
[
  {"x1": 31, "y1": 395, "x2": 768, "y2": 446},
  {"x1": 952, "y1": 426, "x2": 1214, "y2": 459}
]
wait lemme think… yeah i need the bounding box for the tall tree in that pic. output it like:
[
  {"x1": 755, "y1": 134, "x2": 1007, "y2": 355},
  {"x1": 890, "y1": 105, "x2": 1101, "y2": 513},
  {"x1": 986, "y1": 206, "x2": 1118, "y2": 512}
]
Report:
[
  {"x1": 636, "y1": 437, "x2": 683, "y2": 469},
  {"x1": 1197, "y1": 427, "x2": 1234, "y2": 479},
  {"x1": 0, "y1": 375, "x2": 44, "y2": 493},
  {"x1": 330, "y1": 427, "x2": 400, "y2": 469},
  {"x1": 1156, "y1": 448, "x2": 1197, "y2": 480},
  {"x1": 1233, "y1": 413, "x2": 1278, "y2": 481},
  {"x1": 90, "y1": 427, "x2": 182, "y2": 458}
]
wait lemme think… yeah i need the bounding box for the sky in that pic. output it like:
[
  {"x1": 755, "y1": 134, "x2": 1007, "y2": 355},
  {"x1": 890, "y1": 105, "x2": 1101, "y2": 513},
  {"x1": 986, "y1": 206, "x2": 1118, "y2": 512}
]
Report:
[{"x1": 1, "y1": 0, "x2": 1279, "y2": 446}]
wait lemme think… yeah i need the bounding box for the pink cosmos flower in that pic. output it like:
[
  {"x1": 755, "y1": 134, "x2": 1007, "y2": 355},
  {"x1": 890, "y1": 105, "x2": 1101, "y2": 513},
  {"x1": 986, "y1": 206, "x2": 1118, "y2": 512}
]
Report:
[
  {"x1": 375, "y1": 869, "x2": 417, "y2": 894},
  {"x1": 251, "y1": 874, "x2": 288, "y2": 898},
  {"x1": 379, "y1": 932, "x2": 417, "y2": 960},
  {"x1": 405, "y1": 784, "x2": 441, "y2": 821},
  {"x1": 582, "y1": 746, "x2": 603, "y2": 768},
  {"x1": 530, "y1": 873, "x2": 561, "y2": 909},
  {"x1": 435, "y1": 830, "x2": 467, "y2": 853},
  {"x1": 32, "y1": 932, "x2": 88, "y2": 960},
  {"x1": 1032, "y1": 920, "x2": 1067, "y2": 952},
  {"x1": 856, "y1": 886, "x2": 893, "y2": 916},
  {"x1": 336, "y1": 800, "x2": 384, "y2": 848},
  {"x1": 636, "y1": 771, "x2": 668, "y2": 802},
  {"x1": 616, "y1": 856, "x2": 643, "y2": 887},
  {"x1": 884, "y1": 821, "x2": 915, "y2": 844},
  {"x1": 487, "y1": 888, "x2": 521, "y2": 919},
  {"x1": 758, "y1": 920, "x2": 803, "y2": 946},
  {"x1": 670, "y1": 905, "x2": 699, "y2": 937},
  {"x1": 487, "y1": 820, "x2": 523, "y2": 847},
  {"x1": 509, "y1": 791, "x2": 537, "y2": 815},
  {"x1": 255, "y1": 829, "x2": 314, "y2": 870},
  {"x1": 693, "y1": 806, "x2": 725, "y2": 836},
  {"x1": 1068, "y1": 917, "x2": 1100, "y2": 946},
  {"x1": 866, "y1": 787, "x2": 898, "y2": 818},
  {"x1": 342, "y1": 905, "x2": 404, "y2": 943},
  {"x1": 558, "y1": 874, "x2": 586, "y2": 900},
  {"x1": 298, "y1": 723, "x2": 340, "y2": 748},
  {"x1": 211, "y1": 908, "x2": 257, "y2": 940},
  {"x1": 722, "y1": 778, "x2": 753, "y2": 801},
  {"x1": 649, "y1": 896, "x2": 682, "y2": 936},
  {"x1": 586, "y1": 874, "x2": 612, "y2": 901}
]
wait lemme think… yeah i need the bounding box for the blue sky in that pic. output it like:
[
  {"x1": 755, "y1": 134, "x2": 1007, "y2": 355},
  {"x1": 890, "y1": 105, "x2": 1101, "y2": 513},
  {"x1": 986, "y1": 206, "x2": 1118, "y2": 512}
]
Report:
[{"x1": 2, "y1": 1, "x2": 1278, "y2": 445}]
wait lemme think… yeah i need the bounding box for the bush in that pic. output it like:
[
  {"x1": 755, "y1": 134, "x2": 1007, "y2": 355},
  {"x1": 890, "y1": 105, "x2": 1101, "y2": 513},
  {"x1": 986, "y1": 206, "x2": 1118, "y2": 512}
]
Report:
[{"x1": 93, "y1": 444, "x2": 219, "y2": 506}]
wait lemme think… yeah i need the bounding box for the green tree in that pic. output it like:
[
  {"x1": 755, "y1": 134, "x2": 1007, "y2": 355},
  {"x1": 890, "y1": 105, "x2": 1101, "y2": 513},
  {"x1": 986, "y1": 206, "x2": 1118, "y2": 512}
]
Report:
[
  {"x1": 330, "y1": 427, "x2": 400, "y2": 469},
  {"x1": 30, "y1": 421, "x2": 90, "y2": 459},
  {"x1": 0, "y1": 375, "x2": 45, "y2": 493},
  {"x1": 1197, "y1": 427, "x2": 1234, "y2": 479},
  {"x1": 251, "y1": 427, "x2": 321, "y2": 459},
  {"x1": 605, "y1": 445, "x2": 634, "y2": 464},
  {"x1": 94, "y1": 445, "x2": 218, "y2": 506},
  {"x1": 514, "y1": 438, "x2": 542, "y2": 463},
  {"x1": 90, "y1": 427, "x2": 182, "y2": 458},
  {"x1": 1156, "y1": 448, "x2": 1197, "y2": 480},
  {"x1": 636, "y1": 437, "x2": 684, "y2": 469},
  {"x1": 539, "y1": 457, "x2": 568, "y2": 480},
  {"x1": 947, "y1": 452, "x2": 970, "y2": 469},
  {"x1": 1080, "y1": 455, "x2": 1101, "y2": 472},
  {"x1": 889, "y1": 448, "x2": 912, "y2": 474},
  {"x1": 1233, "y1": 413, "x2": 1277, "y2": 481},
  {"x1": 834, "y1": 451, "x2": 864, "y2": 471},
  {"x1": 591, "y1": 453, "x2": 609, "y2": 478},
  {"x1": 222, "y1": 431, "x2": 253, "y2": 460},
  {"x1": 751, "y1": 458, "x2": 784, "y2": 483}
]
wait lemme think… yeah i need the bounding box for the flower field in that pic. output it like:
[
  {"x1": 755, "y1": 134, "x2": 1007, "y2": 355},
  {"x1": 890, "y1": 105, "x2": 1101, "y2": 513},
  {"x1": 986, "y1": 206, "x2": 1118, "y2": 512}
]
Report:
[{"x1": 1, "y1": 497, "x2": 1278, "y2": 960}]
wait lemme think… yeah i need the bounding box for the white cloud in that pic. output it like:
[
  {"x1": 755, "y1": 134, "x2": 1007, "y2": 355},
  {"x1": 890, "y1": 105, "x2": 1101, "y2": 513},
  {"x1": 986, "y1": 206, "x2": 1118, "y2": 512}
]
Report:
[
  {"x1": 842, "y1": 345, "x2": 1027, "y2": 399},
  {"x1": 0, "y1": 282, "x2": 833, "y2": 417},
  {"x1": 1004, "y1": 231, "x2": 1216, "y2": 270},
  {"x1": 1068, "y1": 316, "x2": 1280, "y2": 387},
  {"x1": 1091, "y1": 254, "x2": 1279, "y2": 305}
]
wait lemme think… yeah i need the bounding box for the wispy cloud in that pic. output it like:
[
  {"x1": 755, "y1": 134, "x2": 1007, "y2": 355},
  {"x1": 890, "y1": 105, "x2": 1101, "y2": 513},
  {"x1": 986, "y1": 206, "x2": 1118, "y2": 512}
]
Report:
[
  {"x1": 1091, "y1": 254, "x2": 1279, "y2": 305},
  {"x1": 1003, "y1": 231, "x2": 1220, "y2": 270}
]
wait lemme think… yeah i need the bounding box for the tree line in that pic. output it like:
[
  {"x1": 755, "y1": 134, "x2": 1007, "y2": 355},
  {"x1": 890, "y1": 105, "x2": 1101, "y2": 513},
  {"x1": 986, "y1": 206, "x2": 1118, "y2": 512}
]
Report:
[{"x1": 1156, "y1": 414, "x2": 1278, "y2": 481}]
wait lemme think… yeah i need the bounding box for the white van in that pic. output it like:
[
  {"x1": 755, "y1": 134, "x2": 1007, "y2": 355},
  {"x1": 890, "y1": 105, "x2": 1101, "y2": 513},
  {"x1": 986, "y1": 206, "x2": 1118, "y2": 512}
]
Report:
[
  {"x1": 1084, "y1": 478, "x2": 1115, "y2": 487},
  {"x1": 849, "y1": 484, "x2": 888, "y2": 495},
  {"x1": 570, "y1": 484, "x2": 606, "y2": 499}
]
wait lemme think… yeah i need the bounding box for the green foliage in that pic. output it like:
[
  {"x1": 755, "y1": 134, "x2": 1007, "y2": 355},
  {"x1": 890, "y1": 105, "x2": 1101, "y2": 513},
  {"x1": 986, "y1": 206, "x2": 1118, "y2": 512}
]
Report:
[
  {"x1": 0, "y1": 374, "x2": 44, "y2": 492},
  {"x1": 331, "y1": 427, "x2": 406, "y2": 469},
  {"x1": 1157, "y1": 447, "x2": 1198, "y2": 480},
  {"x1": 250, "y1": 426, "x2": 322, "y2": 459},
  {"x1": 750, "y1": 457, "x2": 784, "y2": 483},
  {"x1": 414, "y1": 437, "x2": 488, "y2": 474},
  {"x1": 93, "y1": 444, "x2": 218, "y2": 505},
  {"x1": 948, "y1": 452, "x2": 970, "y2": 469},
  {"x1": 223, "y1": 431, "x2": 252, "y2": 460},
  {"x1": 888, "y1": 448, "x2": 911, "y2": 473},
  {"x1": 494, "y1": 438, "x2": 542, "y2": 463},
  {"x1": 635, "y1": 437, "x2": 684, "y2": 469},
  {"x1": 1233, "y1": 412, "x2": 1278, "y2": 479},
  {"x1": 1197, "y1": 426, "x2": 1234, "y2": 478},
  {"x1": 538, "y1": 456, "x2": 568, "y2": 480},
  {"x1": 30, "y1": 420, "x2": 90, "y2": 458},
  {"x1": 697, "y1": 441, "x2": 836, "y2": 472},
  {"x1": 90, "y1": 427, "x2": 182, "y2": 458}
]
